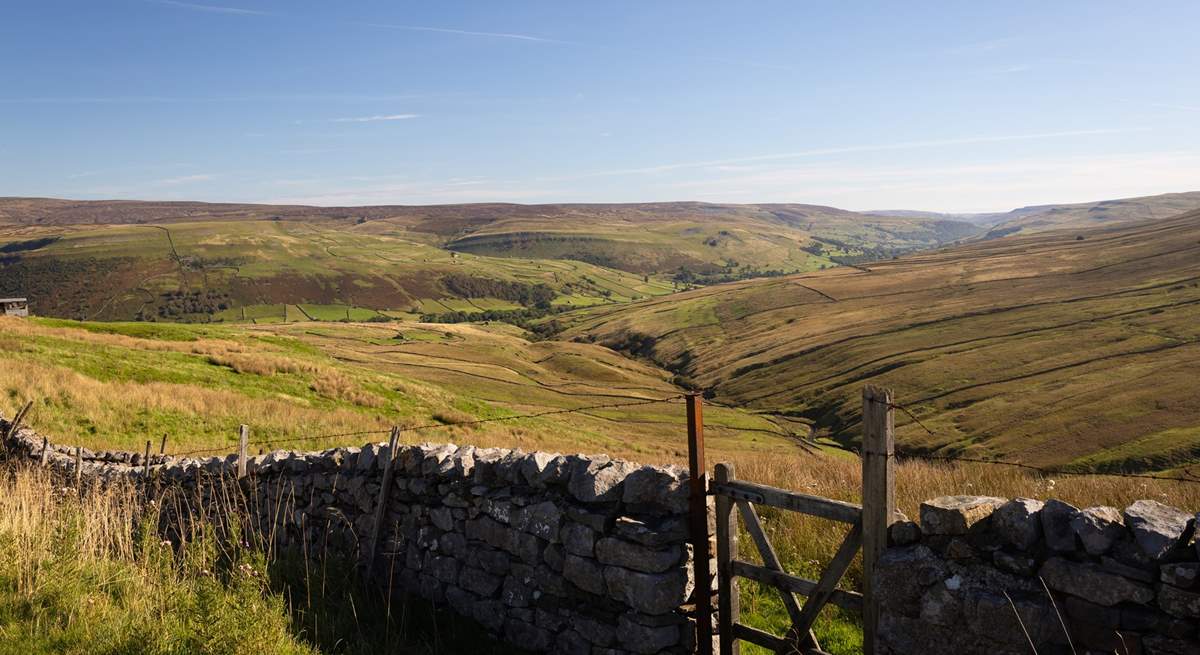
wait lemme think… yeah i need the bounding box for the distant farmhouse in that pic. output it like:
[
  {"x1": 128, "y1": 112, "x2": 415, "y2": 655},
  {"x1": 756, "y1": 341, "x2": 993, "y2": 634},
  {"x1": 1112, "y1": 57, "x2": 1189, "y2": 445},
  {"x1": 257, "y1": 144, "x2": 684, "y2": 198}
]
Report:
[{"x1": 1, "y1": 298, "x2": 29, "y2": 317}]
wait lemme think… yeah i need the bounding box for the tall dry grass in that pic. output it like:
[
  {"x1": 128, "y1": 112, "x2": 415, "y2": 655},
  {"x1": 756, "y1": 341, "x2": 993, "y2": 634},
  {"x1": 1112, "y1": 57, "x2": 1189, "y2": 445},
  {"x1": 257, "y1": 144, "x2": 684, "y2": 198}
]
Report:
[
  {"x1": 0, "y1": 465, "x2": 314, "y2": 655},
  {"x1": 724, "y1": 450, "x2": 1200, "y2": 655}
]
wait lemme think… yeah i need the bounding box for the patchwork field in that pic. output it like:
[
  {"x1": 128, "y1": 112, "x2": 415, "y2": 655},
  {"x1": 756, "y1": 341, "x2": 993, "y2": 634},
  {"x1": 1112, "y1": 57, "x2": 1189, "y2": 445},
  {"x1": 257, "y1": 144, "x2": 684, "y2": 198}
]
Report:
[{"x1": 559, "y1": 209, "x2": 1200, "y2": 472}]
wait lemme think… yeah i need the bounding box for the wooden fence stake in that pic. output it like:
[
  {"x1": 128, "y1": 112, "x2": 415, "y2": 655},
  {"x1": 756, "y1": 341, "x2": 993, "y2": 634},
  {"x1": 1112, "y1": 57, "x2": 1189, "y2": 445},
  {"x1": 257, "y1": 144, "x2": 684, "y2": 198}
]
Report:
[
  {"x1": 714, "y1": 462, "x2": 740, "y2": 655},
  {"x1": 143, "y1": 440, "x2": 152, "y2": 478},
  {"x1": 367, "y1": 426, "x2": 402, "y2": 574},
  {"x1": 74, "y1": 446, "x2": 83, "y2": 489},
  {"x1": 687, "y1": 394, "x2": 714, "y2": 655},
  {"x1": 861, "y1": 386, "x2": 896, "y2": 655},
  {"x1": 237, "y1": 425, "x2": 249, "y2": 479},
  {"x1": 4, "y1": 400, "x2": 33, "y2": 441},
  {"x1": 159, "y1": 433, "x2": 168, "y2": 455}
]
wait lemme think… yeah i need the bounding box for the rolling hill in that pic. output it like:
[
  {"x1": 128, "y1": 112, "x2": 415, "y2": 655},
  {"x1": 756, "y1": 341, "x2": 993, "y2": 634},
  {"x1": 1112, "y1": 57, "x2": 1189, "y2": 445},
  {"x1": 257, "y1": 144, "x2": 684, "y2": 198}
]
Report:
[
  {"x1": 557, "y1": 207, "x2": 1200, "y2": 472},
  {"x1": 0, "y1": 198, "x2": 979, "y2": 321},
  {"x1": 979, "y1": 191, "x2": 1200, "y2": 238}
]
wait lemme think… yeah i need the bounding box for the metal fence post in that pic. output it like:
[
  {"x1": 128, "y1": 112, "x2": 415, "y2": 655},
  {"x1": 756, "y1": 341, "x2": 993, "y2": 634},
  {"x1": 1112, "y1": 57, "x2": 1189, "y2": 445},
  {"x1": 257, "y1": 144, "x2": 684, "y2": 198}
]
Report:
[{"x1": 687, "y1": 394, "x2": 713, "y2": 655}]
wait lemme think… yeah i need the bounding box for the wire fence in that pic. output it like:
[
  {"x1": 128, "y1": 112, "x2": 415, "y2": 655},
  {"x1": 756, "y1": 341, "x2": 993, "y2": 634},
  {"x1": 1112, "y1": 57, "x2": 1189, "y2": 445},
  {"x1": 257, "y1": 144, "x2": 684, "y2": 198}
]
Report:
[
  {"x1": 9, "y1": 389, "x2": 1200, "y2": 486},
  {"x1": 169, "y1": 394, "x2": 690, "y2": 458}
]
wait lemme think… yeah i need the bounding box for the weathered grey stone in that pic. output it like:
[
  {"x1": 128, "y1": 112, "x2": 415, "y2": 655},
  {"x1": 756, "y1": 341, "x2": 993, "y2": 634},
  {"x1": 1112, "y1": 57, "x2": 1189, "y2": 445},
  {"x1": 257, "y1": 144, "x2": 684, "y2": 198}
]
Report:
[
  {"x1": 439, "y1": 532, "x2": 468, "y2": 559},
  {"x1": 612, "y1": 516, "x2": 687, "y2": 547},
  {"x1": 518, "y1": 451, "x2": 566, "y2": 489},
  {"x1": 993, "y1": 550, "x2": 1037, "y2": 576},
  {"x1": 459, "y1": 567, "x2": 502, "y2": 597},
  {"x1": 889, "y1": 520, "x2": 922, "y2": 546},
  {"x1": 513, "y1": 501, "x2": 563, "y2": 542},
  {"x1": 595, "y1": 538, "x2": 681, "y2": 574},
  {"x1": 1125, "y1": 500, "x2": 1194, "y2": 560},
  {"x1": 563, "y1": 554, "x2": 606, "y2": 595},
  {"x1": 474, "y1": 548, "x2": 511, "y2": 576},
  {"x1": 572, "y1": 615, "x2": 617, "y2": 646},
  {"x1": 991, "y1": 497, "x2": 1043, "y2": 550},
  {"x1": 1159, "y1": 583, "x2": 1200, "y2": 619},
  {"x1": 1039, "y1": 557, "x2": 1154, "y2": 606},
  {"x1": 919, "y1": 585, "x2": 961, "y2": 626},
  {"x1": 501, "y1": 575, "x2": 533, "y2": 607},
  {"x1": 568, "y1": 456, "x2": 636, "y2": 503},
  {"x1": 602, "y1": 566, "x2": 693, "y2": 615},
  {"x1": 424, "y1": 553, "x2": 459, "y2": 584},
  {"x1": 1100, "y1": 555, "x2": 1157, "y2": 584},
  {"x1": 621, "y1": 465, "x2": 688, "y2": 515},
  {"x1": 430, "y1": 506, "x2": 455, "y2": 532},
  {"x1": 920, "y1": 496, "x2": 1006, "y2": 535},
  {"x1": 1162, "y1": 563, "x2": 1200, "y2": 589},
  {"x1": 617, "y1": 613, "x2": 680, "y2": 653},
  {"x1": 1071, "y1": 506, "x2": 1125, "y2": 555},
  {"x1": 1041, "y1": 498, "x2": 1080, "y2": 552},
  {"x1": 561, "y1": 522, "x2": 596, "y2": 557}
]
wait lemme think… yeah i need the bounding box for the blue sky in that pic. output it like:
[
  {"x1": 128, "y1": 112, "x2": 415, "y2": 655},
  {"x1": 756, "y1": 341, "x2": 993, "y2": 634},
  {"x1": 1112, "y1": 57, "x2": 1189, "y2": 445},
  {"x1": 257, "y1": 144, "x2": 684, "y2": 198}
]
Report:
[{"x1": 2, "y1": 1, "x2": 1198, "y2": 212}]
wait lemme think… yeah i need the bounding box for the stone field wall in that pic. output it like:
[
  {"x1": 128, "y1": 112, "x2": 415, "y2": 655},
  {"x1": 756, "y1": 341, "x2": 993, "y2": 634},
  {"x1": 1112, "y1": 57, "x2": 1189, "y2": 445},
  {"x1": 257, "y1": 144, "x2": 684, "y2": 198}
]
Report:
[
  {"x1": 1, "y1": 415, "x2": 705, "y2": 655},
  {"x1": 877, "y1": 494, "x2": 1200, "y2": 655},
  {"x1": 7, "y1": 411, "x2": 1200, "y2": 655}
]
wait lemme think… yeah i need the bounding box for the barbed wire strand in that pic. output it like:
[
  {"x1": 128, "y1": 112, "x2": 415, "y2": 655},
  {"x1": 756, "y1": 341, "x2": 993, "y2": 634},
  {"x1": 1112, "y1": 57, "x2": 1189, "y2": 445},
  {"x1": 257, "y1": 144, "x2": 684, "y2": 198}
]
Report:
[{"x1": 171, "y1": 394, "x2": 687, "y2": 458}]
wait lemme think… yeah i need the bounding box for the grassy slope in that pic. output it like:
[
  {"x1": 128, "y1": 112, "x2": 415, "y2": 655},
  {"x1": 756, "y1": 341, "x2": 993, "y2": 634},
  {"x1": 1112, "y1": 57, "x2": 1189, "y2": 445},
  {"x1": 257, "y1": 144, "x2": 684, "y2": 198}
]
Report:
[
  {"x1": 0, "y1": 218, "x2": 672, "y2": 321},
  {"x1": 559, "y1": 209, "x2": 1200, "y2": 471},
  {"x1": 0, "y1": 316, "x2": 798, "y2": 462},
  {"x1": 982, "y1": 190, "x2": 1200, "y2": 238}
]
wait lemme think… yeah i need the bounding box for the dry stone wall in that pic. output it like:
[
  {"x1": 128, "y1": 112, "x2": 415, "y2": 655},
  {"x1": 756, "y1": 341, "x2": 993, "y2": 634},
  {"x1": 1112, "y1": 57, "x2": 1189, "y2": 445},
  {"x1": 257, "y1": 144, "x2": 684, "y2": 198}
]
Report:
[
  {"x1": 877, "y1": 494, "x2": 1200, "y2": 655},
  {"x1": 1, "y1": 417, "x2": 703, "y2": 655}
]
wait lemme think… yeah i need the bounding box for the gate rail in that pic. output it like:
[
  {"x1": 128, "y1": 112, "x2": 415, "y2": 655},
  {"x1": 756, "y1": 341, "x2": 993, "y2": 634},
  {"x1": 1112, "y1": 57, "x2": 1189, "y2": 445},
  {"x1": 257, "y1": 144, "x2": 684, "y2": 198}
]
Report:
[{"x1": 695, "y1": 386, "x2": 896, "y2": 655}]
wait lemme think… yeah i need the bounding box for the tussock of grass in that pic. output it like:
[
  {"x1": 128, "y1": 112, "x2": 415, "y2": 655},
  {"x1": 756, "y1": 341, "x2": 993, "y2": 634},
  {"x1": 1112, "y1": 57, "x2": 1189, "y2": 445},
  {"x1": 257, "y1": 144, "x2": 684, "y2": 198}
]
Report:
[
  {"x1": 0, "y1": 465, "x2": 523, "y2": 655},
  {"x1": 0, "y1": 466, "x2": 313, "y2": 655}
]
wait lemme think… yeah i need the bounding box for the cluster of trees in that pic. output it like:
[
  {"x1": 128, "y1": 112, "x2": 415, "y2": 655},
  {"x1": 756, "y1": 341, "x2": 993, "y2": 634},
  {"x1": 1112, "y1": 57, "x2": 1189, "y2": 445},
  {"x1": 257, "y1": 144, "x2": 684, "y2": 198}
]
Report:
[
  {"x1": 441, "y1": 274, "x2": 557, "y2": 308},
  {"x1": 671, "y1": 264, "x2": 789, "y2": 287},
  {"x1": 419, "y1": 305, "x2": 566, "y2": 338},
  {"x1": 145, "y1": 290, "x2": 231, "y2": 320}
]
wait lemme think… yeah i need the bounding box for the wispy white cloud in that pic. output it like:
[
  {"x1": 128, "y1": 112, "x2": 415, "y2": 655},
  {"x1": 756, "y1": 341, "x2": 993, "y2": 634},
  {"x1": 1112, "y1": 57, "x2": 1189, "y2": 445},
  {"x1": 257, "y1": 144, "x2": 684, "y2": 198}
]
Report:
[
  {"x1": 330, "y1": 113, "x2": 420, "y2": 123},
  {"x1": 152, "y1": 0, "x2": 268, "y2": 16},
  {"x1": 359, "y1": 22, "x2": 568, "y2": 44},
  {"x1": 154, "y1": 174, "x2": 215, "y2": 186},
  {"x1": 542, "y1": 128, "x2": 1151, "y2": 181}
]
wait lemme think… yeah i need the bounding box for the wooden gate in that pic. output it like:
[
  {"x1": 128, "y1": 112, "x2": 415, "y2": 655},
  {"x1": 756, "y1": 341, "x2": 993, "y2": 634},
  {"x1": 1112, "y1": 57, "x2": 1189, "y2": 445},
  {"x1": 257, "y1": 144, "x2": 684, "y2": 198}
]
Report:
[{"x1": 694, "y1": 386, "x2": 896, "y2": 655}]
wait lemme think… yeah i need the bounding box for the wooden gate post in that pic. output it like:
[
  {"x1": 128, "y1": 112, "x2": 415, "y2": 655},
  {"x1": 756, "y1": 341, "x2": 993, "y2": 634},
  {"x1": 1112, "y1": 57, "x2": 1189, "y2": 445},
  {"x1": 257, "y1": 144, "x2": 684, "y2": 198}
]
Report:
[
  {"x1": 687, "y1": 394, "x2": 714, "y2": 655},
  {"x1": 237, "y1": 425, "x2": 249, "y2": 479},
  {"x1": 367, "y1": 426, "x2": 402, "y2": 574},
  {"x1": 714, "y1": 462, "x2": 739, "y2": 655},
  {"x1": 861, "y1": 386, "x2": 896, "y2": 655}
]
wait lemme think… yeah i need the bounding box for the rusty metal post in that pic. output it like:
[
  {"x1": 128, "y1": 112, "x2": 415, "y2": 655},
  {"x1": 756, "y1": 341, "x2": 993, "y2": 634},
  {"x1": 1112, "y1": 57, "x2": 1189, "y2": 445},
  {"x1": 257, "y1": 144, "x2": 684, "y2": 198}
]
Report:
[{"x1": 687, "y1": 394, "x2": 714, "y2": 655}]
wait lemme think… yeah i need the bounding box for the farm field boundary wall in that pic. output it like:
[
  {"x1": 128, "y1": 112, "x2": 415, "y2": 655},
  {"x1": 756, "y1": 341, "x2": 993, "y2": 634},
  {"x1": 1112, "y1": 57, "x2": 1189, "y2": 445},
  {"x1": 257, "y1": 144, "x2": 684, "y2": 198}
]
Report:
[{"x1": 5, "y1": 412, "x2": 1200, "y2": 654}]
